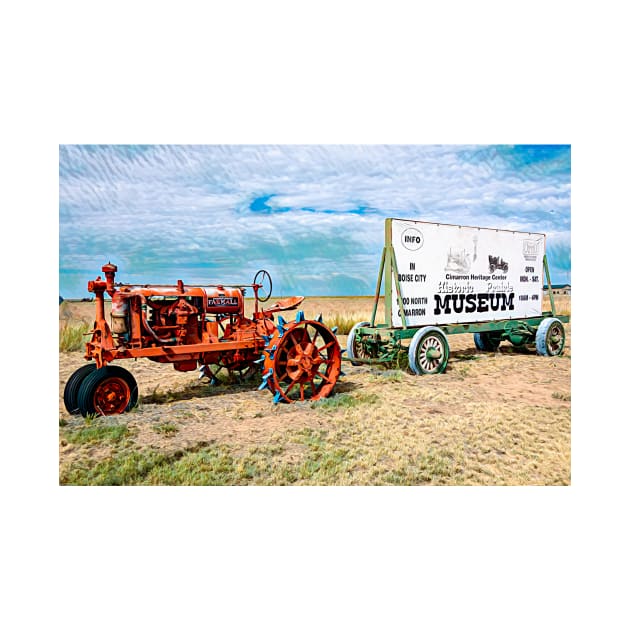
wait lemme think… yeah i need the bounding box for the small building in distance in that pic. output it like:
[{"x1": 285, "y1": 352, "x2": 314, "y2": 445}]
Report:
[{"x1": 544, "y1": 284, "x2": 571, "y2": 296}]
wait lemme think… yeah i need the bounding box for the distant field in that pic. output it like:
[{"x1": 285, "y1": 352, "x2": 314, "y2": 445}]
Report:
[
  {"x1": 59, "y1": 295, "x2": 571, "y2": 486},
  {"x1": 60, "y1": 294, "x2": 570, "y2": 334}
]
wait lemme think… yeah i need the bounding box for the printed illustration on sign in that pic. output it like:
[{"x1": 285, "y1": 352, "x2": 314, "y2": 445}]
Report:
[
  {"x1": 444, "y1": 234, "x2": 478, "y2": 273},
  {"x1": 488, "y1": 254, "x2": 509, "y2": 273},
  {"x1": 523, "y1": 239, "x2": 542, "y2": 261}
]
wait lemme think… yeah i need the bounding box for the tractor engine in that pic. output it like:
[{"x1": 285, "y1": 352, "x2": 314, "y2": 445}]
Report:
[
  {"x1": 106, "y1": 283, "x2": 257, "y2": 373},
  {"x1": 110, "y1": 285, "x2": 245, "y2": 347}
]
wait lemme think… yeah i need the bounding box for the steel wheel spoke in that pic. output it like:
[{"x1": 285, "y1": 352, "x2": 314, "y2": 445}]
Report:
[
  {"x1": 316, "y1": 340, "x2": 336, "y2": 355},
  {"x1": 284, "y1": 379, "x2": 299, "y2": 396},
  {"x1": 317, "y1": 369, "x2": 333, "y2": 383}
]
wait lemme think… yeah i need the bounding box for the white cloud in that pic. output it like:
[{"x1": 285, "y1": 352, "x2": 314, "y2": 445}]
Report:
[{"x1": 60, "y1": 145, "x2": 571, "y2": 295}]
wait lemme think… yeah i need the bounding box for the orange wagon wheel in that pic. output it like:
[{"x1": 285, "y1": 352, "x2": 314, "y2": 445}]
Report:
[{"x1": 77, "y1": 365, "x2": 138, "y2": 417}]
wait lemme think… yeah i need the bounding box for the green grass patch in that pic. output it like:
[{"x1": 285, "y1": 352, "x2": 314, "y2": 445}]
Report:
[
  {"x1": 312, "y1": 392, "x2": 379, "y2": 410},
  {"x1": 61, "y1": 449, "x2": 174, "y2": 485},
  {"x1": 369, "y1": 369, "x2": 405, "y2": 383},
  {"x1": 456, "y1": 353, "x2": 480, "y2": 361},
  {"x1": 60, "y1": 427, "x2": 356, "y2": 486},
  {"x1": 60, "y1": 443, "x2": 281, "y2": 485},
  {"x1": 288, "y1": 428, "x2": 351, "y2": 483},
  {"x1": 59, "y1": 433, "x2": 469, "y2": 486},
  {"x1": 59, "y1": 322, "x2": 91, "y2": 352},
  {"x1": 383, "y1": 448, "x2": 462, "y2": 485},
  {"x1": 152, "y1": 422, "x2": 179, "y2": 436},
  {"x1": 61, "y1": 422, "x2": 130, "y2": 446}
]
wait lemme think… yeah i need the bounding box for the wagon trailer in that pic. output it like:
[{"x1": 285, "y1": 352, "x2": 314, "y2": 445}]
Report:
[
  {"x1": 63, "y1": 264, "x2": 342, "y2": 417},
  {"x1": 346, "y1": 218, "x2": 569, "y2": 373}
]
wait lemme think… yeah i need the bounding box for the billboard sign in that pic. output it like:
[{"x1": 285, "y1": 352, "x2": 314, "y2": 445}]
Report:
[{"x1": 388, "y1": 218, "x2": 546, "y2": 327}]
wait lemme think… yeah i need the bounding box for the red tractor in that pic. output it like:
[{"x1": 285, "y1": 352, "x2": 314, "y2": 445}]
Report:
[{"x1": 63, "y1": 263, "x2": 342, "y2": 416}]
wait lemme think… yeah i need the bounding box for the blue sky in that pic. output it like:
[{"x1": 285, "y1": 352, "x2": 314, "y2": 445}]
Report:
[{"x1": 59, "y1": 145, "x2": 570, "y2": 297}]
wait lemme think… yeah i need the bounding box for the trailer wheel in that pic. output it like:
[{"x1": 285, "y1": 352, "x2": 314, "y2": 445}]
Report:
[
  {"x1": 408, "y1": 327, "x2": 449, "y2": 375},
  {"x1": 535, "y1": 318, "x2": 566, "y2": 356},
  {"x1": 473, "y1": 332, "x2": 501, "y2": 352},
  {"x1": 347, "y1": 321, "x2": 371, "y2": 366},
  {"x1": 63, "y1": 363, "x2": 97, "y2": 414},
  {"x1": 77, "y1": 365, "x2": 138, "y2": 417}
]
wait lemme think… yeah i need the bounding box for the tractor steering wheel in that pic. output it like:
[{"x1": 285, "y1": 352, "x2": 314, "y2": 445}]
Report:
[{"x1": 253, "y1": 269, "x2": 272, "y2": 302}]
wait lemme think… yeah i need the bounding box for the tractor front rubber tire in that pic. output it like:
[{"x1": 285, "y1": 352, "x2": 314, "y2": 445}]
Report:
[
  {"x1": 63, "y1": 363, "x2": 97, "y2": 414},
  {"x1": 77, "y1": 365, "x2": 138, "y2": 417}
]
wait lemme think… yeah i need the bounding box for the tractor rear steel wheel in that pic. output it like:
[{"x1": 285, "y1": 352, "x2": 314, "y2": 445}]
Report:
[
  {"x1": 535, "y1": 317, "x2": 566, "y2": 356},
  {"x1": 77, "y1": 365, "x2": 138, "y2": 417},
  {"x1": 346, "y1": 321, "x2": 371, "y2": 366},
  {"x1": 261, "y1": 318, "x2": 341, "y2": 403},
  {"x1": 63, "y1": 363, "x2": 97, "y2": 414},
  {"x1": 201, "y1": 352, "x2": 260, "y2": 385},
  {"x1": 408, "y1": 326, "x2": 449, "y2": 375}
]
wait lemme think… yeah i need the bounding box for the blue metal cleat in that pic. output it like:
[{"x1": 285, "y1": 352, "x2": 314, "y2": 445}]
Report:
[
  {"x1": 295, "y1": 310, "x2": 305, "y2": 323},
  {"x1": 273, "y1": 391, "x2": 283, "y2": 404},
  {"x1": 316, "y1": 313, "x2": 323, "y2": 323},
  {"x1": 277, "y1": 317, "x2": 286, "y2": 336},
  {"x1": 262, "y1": 334, "x2": 271, "y2": 344},
  {"x1": 331, "y1": 326, "x2": 338, "y2": 334},
  {"x1": 340, "y1": 348, "x2": 346, "y2": 355},
  {"x1": 257, "y1": 368, "x2": 273, "y2": 390}
]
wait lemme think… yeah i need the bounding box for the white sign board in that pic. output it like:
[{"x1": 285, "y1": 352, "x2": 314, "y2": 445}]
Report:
[{"x1": 389, "y1": 218, "x2": 546, "y2": 327}]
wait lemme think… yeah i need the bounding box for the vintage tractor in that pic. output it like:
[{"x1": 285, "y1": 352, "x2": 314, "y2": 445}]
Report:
[{"x1": 63, "y1": 263, "x2": 342, "y2": 416}]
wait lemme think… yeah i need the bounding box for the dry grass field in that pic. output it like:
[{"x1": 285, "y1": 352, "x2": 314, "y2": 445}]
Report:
[{"x1": 59, "y1": 295, "x2": 570, "y2": 485}]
